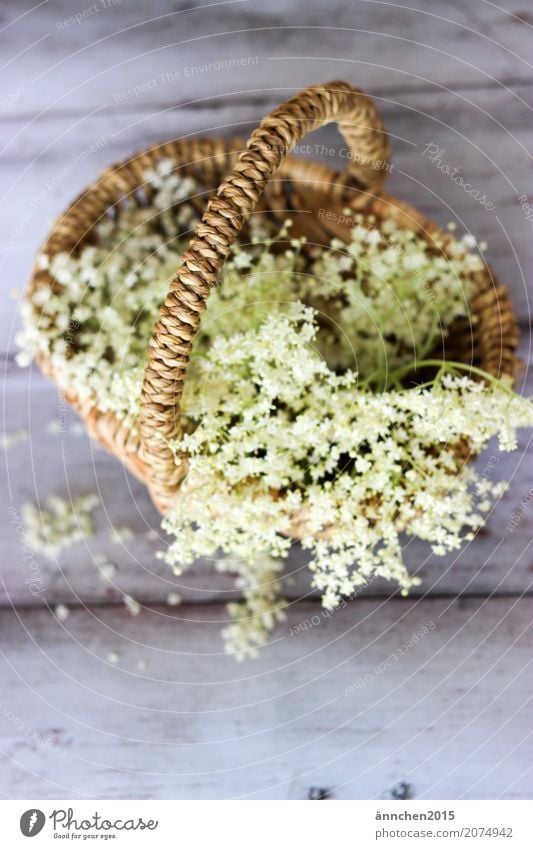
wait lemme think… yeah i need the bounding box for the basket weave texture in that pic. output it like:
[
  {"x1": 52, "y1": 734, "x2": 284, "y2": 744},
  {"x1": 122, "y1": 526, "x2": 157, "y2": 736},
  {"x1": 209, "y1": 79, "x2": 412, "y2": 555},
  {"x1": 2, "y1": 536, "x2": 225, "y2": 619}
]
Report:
[{"x1": 27, "y1": 81, "x2": 519, "y2": 514}]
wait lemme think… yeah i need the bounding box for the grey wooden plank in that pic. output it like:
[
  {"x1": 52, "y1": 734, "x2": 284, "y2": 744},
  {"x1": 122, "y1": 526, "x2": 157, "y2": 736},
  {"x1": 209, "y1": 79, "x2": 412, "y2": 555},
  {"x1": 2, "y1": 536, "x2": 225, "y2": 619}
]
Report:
[
  {"x1": 1, "y1": 336, "x2": 533, "y2": 607},
  {"x1": 2, "y1": 82, "x2": 532, "y2": 350},
  {"x1": 1, "y1": 0, "x2": 532, "y2": 120},
  {"x1": 0, "y1": 597, "x2": 531, "y2": 799}
]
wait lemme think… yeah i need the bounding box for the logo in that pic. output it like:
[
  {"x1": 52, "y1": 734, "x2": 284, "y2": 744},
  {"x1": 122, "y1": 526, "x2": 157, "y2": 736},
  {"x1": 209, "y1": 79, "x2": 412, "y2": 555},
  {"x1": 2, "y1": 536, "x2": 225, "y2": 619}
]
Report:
[{"x1": 20, "y1": 809, "x2": 45, "y2": 837}]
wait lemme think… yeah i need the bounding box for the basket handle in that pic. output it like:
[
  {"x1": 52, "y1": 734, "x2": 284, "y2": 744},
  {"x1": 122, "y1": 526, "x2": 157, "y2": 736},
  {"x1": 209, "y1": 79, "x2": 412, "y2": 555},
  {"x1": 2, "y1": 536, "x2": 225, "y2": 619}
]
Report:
[{"x1": 139, "y1": 80, "x2": 390, "y2": 511}]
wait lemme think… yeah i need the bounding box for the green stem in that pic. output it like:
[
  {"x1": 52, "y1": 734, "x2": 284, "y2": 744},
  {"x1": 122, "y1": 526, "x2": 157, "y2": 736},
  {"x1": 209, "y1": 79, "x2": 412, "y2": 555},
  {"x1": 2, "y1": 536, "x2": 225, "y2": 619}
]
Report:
[
  {"x1": 391, "y1": 359, "x2": 515, "y2": 395},
  {"x1": 361, "y1": 358, "x2": 514, "y2": 396}
]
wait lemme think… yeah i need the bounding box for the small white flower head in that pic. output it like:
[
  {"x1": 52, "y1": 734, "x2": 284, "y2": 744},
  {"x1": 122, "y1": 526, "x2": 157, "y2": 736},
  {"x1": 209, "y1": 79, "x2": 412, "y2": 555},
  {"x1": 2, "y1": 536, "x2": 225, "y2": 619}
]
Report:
[
  {"x1": 111, "y1": 526, "x2": 134, "y2": 544},
  {"x1": 166, "y1": 592, "x2": 182, "y2": 607},
  {"x1": 54, "y1": 604, "x2": 70, "y2": 622},
  {"x1": 95, "y1": 557, "x2": 117, "y2": 582},
  {"x1": 22, "y1": 494, "x2": 99, "y2": 559},
  {"x1": 123, "y1": 594, "x2": 141, "y2": 616},
  {"x1": 46, "y1": 419, "x2": 64, "y2": 435},
  {"x1": 0, "y1": 429, "x2": 28, "y2": 450}
]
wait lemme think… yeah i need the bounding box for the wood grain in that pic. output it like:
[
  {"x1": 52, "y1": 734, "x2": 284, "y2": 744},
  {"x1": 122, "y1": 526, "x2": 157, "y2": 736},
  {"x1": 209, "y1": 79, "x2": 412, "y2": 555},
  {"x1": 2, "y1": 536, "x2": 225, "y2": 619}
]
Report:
[
  {"x1": 1, "y1": 0, "x2": 533, "y2": 802},
  {"x1": 1, "y1": 1, "x2": 533, "y2": 347},
  {"x1": 0, "y1": 597, "x2": 531, "y2": 799},
  {"x1": 2, "y1": 0, "x2": 532, "y2": 118}
]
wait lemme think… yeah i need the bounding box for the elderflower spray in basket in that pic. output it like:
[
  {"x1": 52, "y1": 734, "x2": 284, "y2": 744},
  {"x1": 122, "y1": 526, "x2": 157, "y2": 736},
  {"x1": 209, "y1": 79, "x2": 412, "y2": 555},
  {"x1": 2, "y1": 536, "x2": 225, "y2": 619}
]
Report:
[{"x1": 19, "y1": 81, "x2": 533, "y2": 658}]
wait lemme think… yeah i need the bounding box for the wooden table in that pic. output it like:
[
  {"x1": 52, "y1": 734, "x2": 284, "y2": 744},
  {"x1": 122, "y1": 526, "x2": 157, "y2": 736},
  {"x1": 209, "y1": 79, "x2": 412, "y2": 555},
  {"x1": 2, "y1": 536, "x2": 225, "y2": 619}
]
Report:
[{"x1": 1, "y1": 0, "x2": 532, "y2": 799}]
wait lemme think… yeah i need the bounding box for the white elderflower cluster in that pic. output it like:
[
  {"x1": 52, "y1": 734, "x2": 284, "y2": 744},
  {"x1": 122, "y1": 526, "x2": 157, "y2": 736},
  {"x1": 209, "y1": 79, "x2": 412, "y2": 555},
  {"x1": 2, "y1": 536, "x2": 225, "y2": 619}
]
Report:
[
  {"x1": 17, "y1": 160, "x2": 200, "y2": 428},
  {"x1": 0, "y1": 429, "x2": 29, "y2": 450},
  {"x1": 162, "y1": 307, "x2": 533, "y2": 652},
  {"x1": 54, "y1": 603, "x2": 70, "y2": 622},
  {"x1": 307, "y1": 215, "x2": 484, "y2": 378},
  {"x1": 188, "y1": 214, "x2": 484, "y2": 389},
  {"x1": 218, "y1": 557, "x2": 287, "y2": 661},
  {"x1": 17, "y1": 185, "x2": 485, "y2": 426},
  {"x1": 123, "y1": 594, "x2": 141, "y2": 617},
  {"x1": 17, "y1": 160, "x2": 533, "y2": 657},
  {"x1": 22, "y1": 494, "x2": 100, "y2": 558}
]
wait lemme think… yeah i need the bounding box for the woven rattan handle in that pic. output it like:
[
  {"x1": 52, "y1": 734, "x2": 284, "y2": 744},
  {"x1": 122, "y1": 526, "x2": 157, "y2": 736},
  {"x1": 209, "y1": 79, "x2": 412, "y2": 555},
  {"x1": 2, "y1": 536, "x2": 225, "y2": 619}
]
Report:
[{"x1": 139, "y1": 80, "x2": 390, "y2": 511}]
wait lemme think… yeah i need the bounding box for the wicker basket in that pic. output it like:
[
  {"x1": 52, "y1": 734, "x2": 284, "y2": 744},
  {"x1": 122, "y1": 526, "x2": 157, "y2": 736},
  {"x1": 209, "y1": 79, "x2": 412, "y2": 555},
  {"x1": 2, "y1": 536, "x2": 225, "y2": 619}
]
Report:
[{"x1": 27, "y1": 81, "x2": 519, "y2": 515}]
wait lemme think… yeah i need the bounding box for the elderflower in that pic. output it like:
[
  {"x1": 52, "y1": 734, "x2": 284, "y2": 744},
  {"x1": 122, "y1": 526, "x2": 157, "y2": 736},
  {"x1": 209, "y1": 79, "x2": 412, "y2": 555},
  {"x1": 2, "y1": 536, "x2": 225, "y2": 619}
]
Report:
[
  {"x1": 0, "y1": 429, "x2": 28, "y2": 450},
  {"x1": 17, "y1": 160, "x2": 202, "y2": 429},
  {"x1": 308, "y1": 215, "x2": 482, "y2": 377},
  {"x1": 54, "y1": 603, "x2": 70, "y2": 622},
  {"x1": 217, "y1": 557, "x2": 287, "y2": 661},
  {"x1": 123, "y1": 594, "x2": 141, "y2": 616},
  {"x1": 166, "y1": 592, "x2": 182, "y2": 606},
  {"x1": 110, "y1": 526, "x2": 134, "y2": 544},
  {"x1": 94, "y1": 555, "x2": 117, "y2": 582},
  {"x1": 162, "y1": 308, "x2": 533, "y2": 652},
  {"x1": 17, "y1": 159, "x2": 533, "y2": 657},
  {"x1": 22, "y1": 494, "x2": 99, "y2": 559},
  {"x1": 17, "y1": 172, "x2": 486, "y2": 425}
]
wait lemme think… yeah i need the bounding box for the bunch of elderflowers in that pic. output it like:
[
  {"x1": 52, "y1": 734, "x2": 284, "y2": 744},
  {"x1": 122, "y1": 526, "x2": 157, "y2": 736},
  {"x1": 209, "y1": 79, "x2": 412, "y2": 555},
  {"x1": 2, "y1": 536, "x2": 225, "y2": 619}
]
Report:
[
  {"x1": 307, "y1": 215, "x2": 485, "y2": 378},
  {"x1": 17, "y1": 163, "x2": 486, "y2": 418},
  {"x1": 192, "y1": 213, "x2": 486, "y2": 386},
  {"x1": 17, "y1": 160, "x2": 201, "y2": 428},
  {"x1": 163, "y1": 305, "x2": 533, "y2": 656},
  {"x1": 17, "y1": 159, "x2": 533, "y2": 659},
  {"x1": 22, "y1": 494, "x2": 100, "y2": 558}
]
